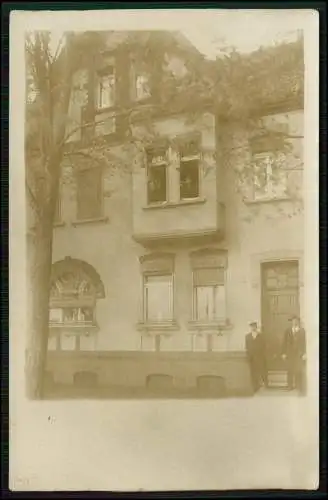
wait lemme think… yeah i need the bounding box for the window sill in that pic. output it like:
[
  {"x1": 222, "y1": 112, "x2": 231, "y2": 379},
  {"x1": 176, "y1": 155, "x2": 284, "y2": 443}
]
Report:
[
  {"x1": 49, "y1": 323, "x2": 99, "y2": 333},
  {"x1": 137, "y1": 321, "x2": 180, "y2": 334},
  {"x1": 143, "y1": 197, "x2": 206, "y2": 211},
  {"x1": 72, "y1": 216, "x2": 109, "y2": 227},
  {"x1": 244, "y1": 195, "x2": 290, "y2": 205},
  {"x1": 188, "y1": 320, "x2": 232, "y2": 334},
  {"x1": 53, "y1": 221, "x2": 66, "y2": 228},
  {"x1": 95, "y1": 105, "x2": 116, "y2": 115}
]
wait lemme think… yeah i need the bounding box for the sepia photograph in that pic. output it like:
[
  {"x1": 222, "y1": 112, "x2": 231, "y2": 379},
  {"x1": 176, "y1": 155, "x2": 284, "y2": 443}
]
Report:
[{"x1": 9, "y1": 7, "x2": 319, "y2": 491}]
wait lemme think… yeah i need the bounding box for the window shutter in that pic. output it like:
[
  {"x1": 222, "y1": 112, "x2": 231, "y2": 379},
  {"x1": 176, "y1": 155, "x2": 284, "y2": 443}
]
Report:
[
  {"x1": 140, "y1": 253, "x2": 175, "y2": 275},
  {"x1": 193, "y1": 268, "x2": 225, "y2": 286},
  {"x1": 190, "y1": 250, "x2": 228, "y2": 270}
]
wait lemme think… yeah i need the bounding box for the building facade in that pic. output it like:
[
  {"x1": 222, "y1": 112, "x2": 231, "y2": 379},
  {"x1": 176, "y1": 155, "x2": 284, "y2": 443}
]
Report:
[{"x1": 31, "y1": 32, "x2": 304, "y2": 395}]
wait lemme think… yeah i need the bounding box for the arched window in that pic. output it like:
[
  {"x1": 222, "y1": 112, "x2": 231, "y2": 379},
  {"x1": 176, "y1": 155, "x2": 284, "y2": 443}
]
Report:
[{"x1": 48, "y1": 257, "x2": 105, "y2": 352}]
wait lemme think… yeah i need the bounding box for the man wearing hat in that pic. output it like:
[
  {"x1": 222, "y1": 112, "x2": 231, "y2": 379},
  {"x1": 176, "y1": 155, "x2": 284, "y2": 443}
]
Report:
[
  {"x1": 245, "y1": 321, "x2": 268, "y2": 393},
  {"x1": 281, "y1": 315, "x2": 306, "y2": 392}
]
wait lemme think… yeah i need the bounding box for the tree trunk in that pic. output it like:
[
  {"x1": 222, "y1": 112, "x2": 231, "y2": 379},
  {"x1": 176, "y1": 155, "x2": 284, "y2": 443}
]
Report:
[{"x1": 26, "y1": 214, "x2": 54, "y2": 399}]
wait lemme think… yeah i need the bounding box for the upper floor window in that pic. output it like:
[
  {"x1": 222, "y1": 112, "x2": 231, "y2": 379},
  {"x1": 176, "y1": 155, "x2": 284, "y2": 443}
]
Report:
[
  {"x1": 76, "y1": 167, "x2": 103, "y2": 221},
  {"x1": 179, "y1": 136, "x2": 201, "y2": 200},
  {"x1": 140, "y1": 253, "x2": 175, "y2": 323},
  {"x1": 190, "y1": 249, "x2": 228, "y2": 323},
  {"x1": 136, "y1": 74, "x2": 151, "y2": 101},
  {"x1": 48, "y1": 257, "x2": 105, "y2": 351},
  {"x1": 250, "y1": 135, "x2": 287, "y2": 200},
  {"x1": 146, "y1": 146, "x2": 168, "y2": 205},
  {"x1": 97, "y1": 67, "x2": 115, "y2": 109}
]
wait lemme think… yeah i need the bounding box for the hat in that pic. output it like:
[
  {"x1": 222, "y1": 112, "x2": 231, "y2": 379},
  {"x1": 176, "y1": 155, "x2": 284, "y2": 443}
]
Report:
[{"x1": 249, "y1": 321, "x2": 258, "y2": 327}]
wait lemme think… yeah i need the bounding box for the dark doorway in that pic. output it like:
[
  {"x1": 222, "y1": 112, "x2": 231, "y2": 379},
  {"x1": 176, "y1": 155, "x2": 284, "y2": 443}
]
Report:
[{"x1": 261, "y1": 260, "x2": 300, "y2": 370}]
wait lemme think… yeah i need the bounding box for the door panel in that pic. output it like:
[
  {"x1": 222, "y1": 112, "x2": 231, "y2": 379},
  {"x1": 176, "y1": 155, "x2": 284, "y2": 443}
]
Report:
[{"x1": 261, "y1": 261, "x2": 300, "y2": 370}]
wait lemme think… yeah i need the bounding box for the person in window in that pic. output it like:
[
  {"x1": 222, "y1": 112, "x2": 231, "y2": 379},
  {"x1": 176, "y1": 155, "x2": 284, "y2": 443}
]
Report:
[
  {"x1": 281, "y1": 315, "x2": 306, "y2": 393},
  {"x1": 245, "y1": 321, "x2": 268, "y2": 394}
]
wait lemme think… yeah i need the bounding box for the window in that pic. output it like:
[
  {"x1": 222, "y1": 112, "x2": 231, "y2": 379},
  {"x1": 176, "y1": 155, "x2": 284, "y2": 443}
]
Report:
[
  {"x1": 50, "y1": 306, "x2": 95, "y2": 325},
  {"x1": 193, "y1": 268, "x2": 226, "y2": 321},
  {"x1": 190, "y1": 249, "x2": 228, "y2": 323},
  {"x1": 48, "y1": 258, "x2": 105, "y2": 352},
  {"x1": 147, "y1": 147, "x2": 168, "y2": 204},
  {"x1": 97, "y1": 68, "x2": 115, "y2": 109},
  {"x1": 76, "y1": 167, "x2": 103, "y2": 220},
  {"x1": 136, "y1": 74, "x2": 151, "y2": 100},
  {"x1": 140, "y1": 253, "x2": 175, "y2": 324},
  {"x1": 252, "y1": 151, "x2": 287, "y2": 199},
  {"x1": 144, "y1": 274, "x2": 173, "y2": 322},
  {"x1": 179, "y1": 137, "x2": 201, "y2": 200}
]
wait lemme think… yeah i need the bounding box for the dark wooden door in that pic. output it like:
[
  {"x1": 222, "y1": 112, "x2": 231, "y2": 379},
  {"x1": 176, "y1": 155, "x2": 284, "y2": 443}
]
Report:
[{"x1": 261, "y1": 261, "x2": 300, "y2": 370}]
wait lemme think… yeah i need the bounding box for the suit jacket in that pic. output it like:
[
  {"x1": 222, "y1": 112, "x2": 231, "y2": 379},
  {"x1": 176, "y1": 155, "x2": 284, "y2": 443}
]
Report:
[
  {"x1": 281, "y1": 327, "x2": 306, "y2": 359},
  {"x1": 245, "y1": 332, "x2": 266, "y2": 364}
]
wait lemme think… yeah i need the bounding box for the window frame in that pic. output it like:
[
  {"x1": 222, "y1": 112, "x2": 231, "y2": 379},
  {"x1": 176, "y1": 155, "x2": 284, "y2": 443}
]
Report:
[
  {"x1": 192, "y1": 268, "x2": 227, "y2": 323},
  {"x1": 146, "y1": 147, "x2": 169, "y2": 206},
  {"x1": 179, "y1": 140, "x2": 201, "y2": 201},
  {"x1": 142, "y1": 271, "x2": 174, "y2": 324},
  {"x1": 96, "y1": 67, "x2": 116, "y2": 110},
  {"x1": 251, "y1": 150, "x2": 288, "y2": 201},
  {"x1": 76, "y1": 166, "x2": 104, "y2": 221},
  {"x1": 189, "y1": 249, "x2": 228, "y2": 326},
  {"x1": 135, "y1": 73, "x2": 151, "y2": 101},
  {"x1": 48, "y1": 266, "x2": 101, "y2": 352}
]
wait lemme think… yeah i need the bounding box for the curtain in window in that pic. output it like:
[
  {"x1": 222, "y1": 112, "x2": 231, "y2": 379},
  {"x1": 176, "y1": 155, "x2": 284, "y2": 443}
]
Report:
[
  {"x1": 144, "y1": 275, "x2": 173, "y2": 322},
  {"x1": 98, "y1": 74, "x2": 115, "y2": 108},
  {"x1": 193, "y1": 268, "x2": 226, "y2": 321},
  {"x1": 180, "y1": 159, "x2": 199, "y2": 199}
]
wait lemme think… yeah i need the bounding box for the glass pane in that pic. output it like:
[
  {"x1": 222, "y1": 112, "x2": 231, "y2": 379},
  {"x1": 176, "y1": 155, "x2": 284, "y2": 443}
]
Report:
[
  {"x1": 62, "y1": 307, "x2": 79, "y2": 323},
  {"x1": 49, "y1": 308, "x2": 63, "y2": 323},
  {"x1": 136, "y1": 74, "x2": 150, "y2": 100},
  {"x1": 195, "y1": 286, "x2": 214, "y2": 321},
  {"x1": 147, "y1": 165, "x2": 167, "y2": 203},
  {"x1": 60, "y1": 332, "x2": 76, "y2": 351},
  {"x1": 145, "y1": 275, "x2": 172, "y2": 321},
  {"x1": 99, "y1": 74, "x2": 115, "y2": 108},
  {"x1": 180, "y1": 159, "x2": 199, "y2": 199},
  {"x1": 266, "y1": 277, "x2": 278, "y2": 289},
  {"x1": 214, "y1": 285, "x2": 226, "y2": 320}
]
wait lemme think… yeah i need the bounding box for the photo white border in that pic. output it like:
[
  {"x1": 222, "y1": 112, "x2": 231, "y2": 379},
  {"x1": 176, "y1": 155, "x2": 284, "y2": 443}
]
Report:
[{"x1": 9, "y1": 9, "x2": 319, "y2": 491}]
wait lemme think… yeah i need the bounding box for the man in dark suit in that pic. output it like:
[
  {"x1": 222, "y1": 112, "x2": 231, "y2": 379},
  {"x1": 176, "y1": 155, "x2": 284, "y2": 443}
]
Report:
[
  {"x1": 245, "y1": 321, "x2": 268, "y2": 394},
  {"x1": 281, "y1": 315, "x2": 306, "y2": 392}
]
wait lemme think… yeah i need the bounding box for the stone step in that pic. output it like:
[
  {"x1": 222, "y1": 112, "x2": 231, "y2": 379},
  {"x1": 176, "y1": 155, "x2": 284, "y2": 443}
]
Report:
[{"x1": 267, "y1": 370, "x2": 288, "y2": 388}]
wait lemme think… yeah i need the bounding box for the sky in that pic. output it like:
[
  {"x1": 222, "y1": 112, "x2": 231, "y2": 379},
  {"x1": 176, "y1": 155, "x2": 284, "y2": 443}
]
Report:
[{"x1": 31, "y1": 9, "x2": 311, "y2": 60}]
